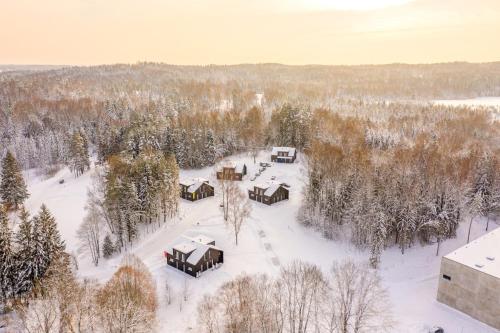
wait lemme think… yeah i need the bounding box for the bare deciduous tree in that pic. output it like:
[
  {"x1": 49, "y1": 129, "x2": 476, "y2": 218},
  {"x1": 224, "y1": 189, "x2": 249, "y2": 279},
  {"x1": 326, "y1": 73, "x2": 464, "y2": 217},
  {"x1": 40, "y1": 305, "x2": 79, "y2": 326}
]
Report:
[
  {"x1": 214, "y1": 162, "x2": 231, "y2": 221},
  {"x1": 17, "y1": 297, "x2": 61, "y2": 333},
  {"x1": 71, "y1": 279, "x2": 100, "y2": 333},
  {"x1": 277, "y1": 261, "x2": 328, "y2": 333},
  {"x1": 197, "y1": 260, "x2": 393, "y2": 333},
  {"x1": 197, "y1": 294, "x2": 222, "y2": 333},
  {"x1": 466, "y1": 192, "x2": 483, "y2": 244},
  {"x1": 77, "y1": 201, "x2": 102, "y2": 266},
  {"x1": 97, "y1": 259, "x2": 158, "y2": 333},
  {"x1": 165, "y1": 280, "x2": 172, "y2": 306},
  {"x1": 226, "y1": 182, "x2": 251, "y2": 245},
  {"x1": 183, "y1": 278, "x2": 190, "y2": 302},
  {"x1": 17, "y1": 254, "x2": 79, "y2": 333},
  {"x1": 327, "y1": 260, "x2": 393, "y2": 333}
]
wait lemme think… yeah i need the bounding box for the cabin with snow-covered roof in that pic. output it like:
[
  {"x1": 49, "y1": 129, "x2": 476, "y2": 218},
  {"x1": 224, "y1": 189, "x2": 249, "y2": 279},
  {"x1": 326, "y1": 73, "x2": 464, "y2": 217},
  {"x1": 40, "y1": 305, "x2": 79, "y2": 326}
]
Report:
[
  {"x1": 437, "y1": 228, "x2": 500, "y2": 329},
  {"x1": 216, "y1": 162, "x2": 247, "y2": 181},
  {"x1": 179, "y1": 178, "x2": 214, "y2": 201},
  {"x1": 248, "y1": 182, "x2": 289, "y2": 205},
  {"x1": 164, "y1": 235, "x2": 223, "y2": 277},
  {"x1": 271, "y1": 147, "x2": 297, "y2": 163}
]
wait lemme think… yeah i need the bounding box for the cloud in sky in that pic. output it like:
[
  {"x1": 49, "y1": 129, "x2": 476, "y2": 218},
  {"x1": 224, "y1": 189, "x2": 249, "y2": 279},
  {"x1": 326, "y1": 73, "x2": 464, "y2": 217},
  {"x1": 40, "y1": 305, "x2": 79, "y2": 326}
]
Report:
[{"x1": 0, "y1": 0, "x2": 499, "y2": 65}]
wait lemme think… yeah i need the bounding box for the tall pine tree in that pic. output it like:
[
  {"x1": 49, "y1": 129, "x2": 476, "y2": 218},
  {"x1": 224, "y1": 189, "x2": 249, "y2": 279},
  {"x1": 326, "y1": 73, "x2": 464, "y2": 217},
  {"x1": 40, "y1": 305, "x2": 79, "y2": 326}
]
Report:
[
  {"x1": 27, "y1": 205, "x2": 65, "y2": 282},
  {"x1": 30, "y1": 215, "x2": 47, "y2": 281},
  {"x1": 1, "y1": 151, "x2": 29, "y2": 210},
  {"x1": 14, "y1": 207, "x2": 35, "y2": 295},
  {"x1": 69, "y1": 131, "x2": 90, "y2": 177},
  {"x1": 38, "y1": 204, "x2": 65, "y2": 265},
  {"x1": 0, "y1": 206, "x2": 14, "y2": 300},
  {"x1": 102, "y1": 234, "x2": 115, "y2": 258}
]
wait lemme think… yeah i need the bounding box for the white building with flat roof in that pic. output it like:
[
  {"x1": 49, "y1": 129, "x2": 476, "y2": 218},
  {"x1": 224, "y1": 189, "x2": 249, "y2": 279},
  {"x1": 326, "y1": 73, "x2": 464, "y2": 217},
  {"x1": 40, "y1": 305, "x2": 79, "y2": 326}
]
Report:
[{"x1": 437, "y1": 228, "x2": 500, "y2": 329}]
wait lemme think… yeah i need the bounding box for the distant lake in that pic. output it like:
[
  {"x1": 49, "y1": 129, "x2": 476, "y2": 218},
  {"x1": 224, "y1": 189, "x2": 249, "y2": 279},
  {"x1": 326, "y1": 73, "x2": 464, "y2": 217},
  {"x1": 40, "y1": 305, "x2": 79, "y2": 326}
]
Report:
[{"x1": 433, "y1": 97, "x2": 500, "y2": 108}]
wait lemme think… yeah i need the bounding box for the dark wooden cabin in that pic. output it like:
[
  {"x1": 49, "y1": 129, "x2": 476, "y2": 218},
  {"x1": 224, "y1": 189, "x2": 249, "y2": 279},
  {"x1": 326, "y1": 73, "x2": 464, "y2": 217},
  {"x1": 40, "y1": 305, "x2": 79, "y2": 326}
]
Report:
[
  {"x1": 248, "y1": 182, "x2": 289, "y2": 205},
  {"x1": 180, "y1": 178, "x2": 214, "y2": 201},
  {"x1": 216, "y1": 163, "x2": 247, "y2": 181},
  {"x1": 271, "y1": 147, "x2": 297, "y2": 163},
  {"x1": 164, "y1": 235, "x2": 224, "y2": 277}
]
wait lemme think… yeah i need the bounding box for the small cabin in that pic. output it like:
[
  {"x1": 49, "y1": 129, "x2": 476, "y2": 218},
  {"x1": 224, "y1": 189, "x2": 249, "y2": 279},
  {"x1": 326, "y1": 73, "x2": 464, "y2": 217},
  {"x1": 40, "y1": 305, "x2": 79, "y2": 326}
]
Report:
[
  {"x1": 164, "y1": 235, "x2": 224, "y2": 277},
  {"x1": 248, "y1": 182, "x2": 289, "y2": 205},
  {"x1": 179, "y1": 178, "x2": 214, "y2": 201},
  {"x1": 271, "y1": 147, "x2": 297, "y2": 163},
  {"x1": 216, "y1": 163, "x2": 247, "y2": 181}
]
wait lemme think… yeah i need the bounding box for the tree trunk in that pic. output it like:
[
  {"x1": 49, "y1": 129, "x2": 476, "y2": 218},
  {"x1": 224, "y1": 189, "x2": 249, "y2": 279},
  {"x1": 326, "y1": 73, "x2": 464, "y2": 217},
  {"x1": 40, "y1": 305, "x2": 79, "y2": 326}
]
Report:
[
  {"x1": 467, "y1": 216, "x2": 474, "y2": 244},
  {"x1": 436, "y1": 238, "x2": 441, "y2": 256},
  {"x1": 485, "y1": 215, "x2": 490, "y2": 231}
]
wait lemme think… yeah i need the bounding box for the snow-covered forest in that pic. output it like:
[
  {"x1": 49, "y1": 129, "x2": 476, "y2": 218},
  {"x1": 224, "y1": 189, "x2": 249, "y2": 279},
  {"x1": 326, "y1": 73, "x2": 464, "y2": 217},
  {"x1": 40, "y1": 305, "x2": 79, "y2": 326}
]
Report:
[{"x1": 0, "y1": 63, "x2": 499, "y2": 332}]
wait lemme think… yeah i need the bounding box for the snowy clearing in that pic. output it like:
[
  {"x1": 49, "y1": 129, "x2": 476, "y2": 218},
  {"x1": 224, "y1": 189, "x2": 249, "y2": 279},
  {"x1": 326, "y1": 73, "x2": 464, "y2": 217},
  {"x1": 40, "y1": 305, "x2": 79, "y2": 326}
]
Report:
[{"x1": 23, "y1": 151, "x2": 499, "y2": 333}]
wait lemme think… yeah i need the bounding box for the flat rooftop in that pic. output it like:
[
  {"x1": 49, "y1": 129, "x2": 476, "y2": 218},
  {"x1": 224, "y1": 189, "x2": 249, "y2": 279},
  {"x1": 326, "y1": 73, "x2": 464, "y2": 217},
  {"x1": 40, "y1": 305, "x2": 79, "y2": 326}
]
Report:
[{"x1": 445, "y1": 227, "x2": 500, "y2": 278}]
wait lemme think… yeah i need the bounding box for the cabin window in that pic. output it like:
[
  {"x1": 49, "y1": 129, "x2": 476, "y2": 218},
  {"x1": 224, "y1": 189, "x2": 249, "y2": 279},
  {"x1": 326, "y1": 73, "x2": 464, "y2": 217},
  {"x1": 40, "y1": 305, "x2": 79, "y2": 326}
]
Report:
[
  {"x1": 442, "y1": 274, "x2": 451, "y2": 281},
  {"x1": 188, "y1": 267, "x2": 192, "y2": 271},
  {"x1": 175, "y1": 251, "x2": 179, "y2": 260},
  {"x1": 169, "y1": 258, "x2": 174, "y2": 262},
  {"x1": 181, "y1": 254, "x2": 185, "y2": 262}
]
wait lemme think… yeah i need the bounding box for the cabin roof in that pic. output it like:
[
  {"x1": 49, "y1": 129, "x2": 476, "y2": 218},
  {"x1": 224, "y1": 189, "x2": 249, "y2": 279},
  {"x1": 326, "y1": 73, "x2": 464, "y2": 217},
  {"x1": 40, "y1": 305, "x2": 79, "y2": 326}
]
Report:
[
  {"x1": 180, "y1": 178, "x2": 211, "y2": 193},
  {"x1": 166, "y1": 235, "x2": 221, "y2": 265},
  {"x1": 220, "y1": 162, "x2": 245, "y2": 173},
  {"x1": 252, "y1": 181, "x2": 286, "y2": 196},
  {"x1": 272, "y1": 147, "x2": 296, "y2": 156},
  {"x1": 173, "y1": 241, "x2": 198, "y2": 254},
  {"x1": 264, "y1": 183, "x2": 281, "y2": 196},
  {"x1": 185, "y1": 243, "x2": 218, "y2": 265},
  {"x1": 444, "y1": 228, "x2": 500, "y2": 278},
  {"x1": 191, "y1": 235, "x2": 214, "y2": 245}
]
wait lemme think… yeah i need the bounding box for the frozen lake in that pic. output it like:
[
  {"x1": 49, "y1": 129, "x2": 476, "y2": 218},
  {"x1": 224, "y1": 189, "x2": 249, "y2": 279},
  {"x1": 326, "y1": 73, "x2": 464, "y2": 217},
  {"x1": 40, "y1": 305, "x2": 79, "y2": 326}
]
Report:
[{"x1": 433, "y1": 96, "x2": 500, "y2": 108}]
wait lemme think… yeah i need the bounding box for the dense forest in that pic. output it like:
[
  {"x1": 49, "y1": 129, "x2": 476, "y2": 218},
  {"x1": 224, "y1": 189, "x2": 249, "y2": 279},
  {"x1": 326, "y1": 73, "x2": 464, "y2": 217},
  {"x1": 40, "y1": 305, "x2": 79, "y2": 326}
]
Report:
[{"x1": 1, "y1": 62, "x2": 500, "y2": 170}]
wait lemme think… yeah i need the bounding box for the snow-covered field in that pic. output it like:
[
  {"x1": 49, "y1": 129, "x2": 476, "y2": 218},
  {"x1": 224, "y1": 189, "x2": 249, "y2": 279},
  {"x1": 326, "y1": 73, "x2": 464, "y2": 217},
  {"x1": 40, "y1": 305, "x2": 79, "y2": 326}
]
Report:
[{"x1": 23, "y1": 151, "x2": 499, "y2": 333}]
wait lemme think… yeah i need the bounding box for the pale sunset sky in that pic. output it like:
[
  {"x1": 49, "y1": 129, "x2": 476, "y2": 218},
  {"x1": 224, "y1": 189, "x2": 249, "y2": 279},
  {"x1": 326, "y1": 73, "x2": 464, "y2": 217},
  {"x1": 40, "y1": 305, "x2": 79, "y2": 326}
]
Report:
[{"x1": 1, "y1": 0, "x2": 499, "y2": 65}]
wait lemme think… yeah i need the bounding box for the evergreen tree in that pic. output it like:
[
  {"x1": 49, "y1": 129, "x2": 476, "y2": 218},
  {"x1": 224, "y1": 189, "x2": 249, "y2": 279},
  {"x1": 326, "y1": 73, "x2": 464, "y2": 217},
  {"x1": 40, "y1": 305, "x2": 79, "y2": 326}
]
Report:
[
  {"x1": 370, "y1": 209, "x2": 388, "y2": 269},
  {"x1": 121, "y1": 179, "x2": 140, "y2": 243},
  {"x1": 24, "y1": 205, "x2": 65, "y2": 283},
  {"x1": 1, "y1": 151, "x2": 29, "y2": 210},
  {"x1": 14, "y1": 206, "x2": 35, "y2": 295},
  {"x1": 204, "y1": 130, "x2": 217, "y2": 166},
  {"x1": 174, "y1": 129, "x2": 188, "y2": 168},
  {"x1": 0, "y1": 207, "x2": 14, "y2": 300},
  {"x1": 102, "y1": 234, "x2": 115, "y2": 259},
  {"x1": 38, "y1": 204, "x2": 65, "y2": 265},
  {"x1": 69, "y1": 131, "x2": 90, "y2": 177},
  {"x1": 31, "y1": 215, "x2": 47, "y2": 281}
]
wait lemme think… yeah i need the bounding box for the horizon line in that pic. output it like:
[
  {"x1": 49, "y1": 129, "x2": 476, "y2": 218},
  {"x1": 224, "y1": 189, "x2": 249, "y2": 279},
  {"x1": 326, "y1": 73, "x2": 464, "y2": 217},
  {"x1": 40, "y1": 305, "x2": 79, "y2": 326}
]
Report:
[{"x1": 2, "y1": 60, "x2": 500, "y2": 69}]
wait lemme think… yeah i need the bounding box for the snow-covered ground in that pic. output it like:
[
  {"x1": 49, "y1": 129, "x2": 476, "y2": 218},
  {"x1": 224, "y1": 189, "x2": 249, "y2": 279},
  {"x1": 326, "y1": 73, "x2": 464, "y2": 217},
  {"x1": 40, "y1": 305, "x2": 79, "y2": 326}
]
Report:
[{"x1": 23, "y1": 152, "x2": 499, "y2": 333}]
